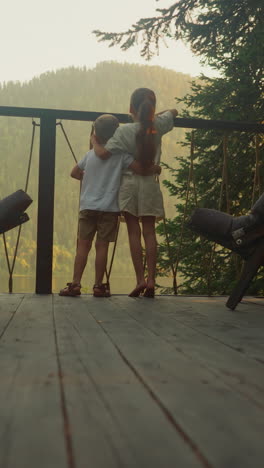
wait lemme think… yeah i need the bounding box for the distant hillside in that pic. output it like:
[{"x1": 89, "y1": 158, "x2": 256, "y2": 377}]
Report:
[
  {"x1": 0, "y1": 61, "x2": 193, "y2": 112},
  {"x1": 0, "y1": 62, "x2": 194, "y2": 291}
]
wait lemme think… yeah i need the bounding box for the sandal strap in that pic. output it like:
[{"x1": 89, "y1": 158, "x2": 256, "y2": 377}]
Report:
[
  {"x1": 93, "y1": 283, "x2": 106, "y2": 291},
  {"x1": 66, "y1": 282, "x2": 81, "y2": 290}
]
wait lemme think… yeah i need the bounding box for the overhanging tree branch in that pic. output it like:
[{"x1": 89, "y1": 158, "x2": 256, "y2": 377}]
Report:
[{"x1": 93, "y1": 0, "x2": 263, "y2": 68}]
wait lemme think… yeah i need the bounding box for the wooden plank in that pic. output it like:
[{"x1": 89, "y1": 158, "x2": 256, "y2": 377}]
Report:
[
  {"x1": 0, "y1": 293, "x2": 23, "y2": 336},
  {"x1": 85, "y1": 295, "x2": 264, "y2": 468},
  {"x1": 158, "y1": 296, "x2": 264, "y2": 362},
  {"x1": 53, "y1": 295, "x2": 203, "y2": 468},
  {"x1": 0, "y1": 294, "x2": 67, "y2": 468},
  {"x1": 112, "y1": 296, "x2": 264, "y2": 409}
]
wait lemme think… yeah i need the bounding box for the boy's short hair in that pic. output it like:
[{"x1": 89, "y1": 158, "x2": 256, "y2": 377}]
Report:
[{"x1": 94, "y1": 114, "x2": 119, "y2": 144}]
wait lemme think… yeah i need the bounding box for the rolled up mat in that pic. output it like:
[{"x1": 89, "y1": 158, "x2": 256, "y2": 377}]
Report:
[
  {"x1": 187, "y1": 208, "x2": 254, "y2": 259},
  {"x1": 0, "y1": 189, "x2": 32, "y2": 233},
  {"x1": 187, "y1": 208, "x2": 233, "y2": 238}
]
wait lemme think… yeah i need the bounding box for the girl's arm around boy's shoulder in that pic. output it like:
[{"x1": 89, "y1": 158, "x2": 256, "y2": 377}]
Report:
[
  {"x1": 91, "y1": 126, "x2": 133, "y2": 160},
  {"x1": 91, "y1": 134, "x2": 111, "y2": 160}
]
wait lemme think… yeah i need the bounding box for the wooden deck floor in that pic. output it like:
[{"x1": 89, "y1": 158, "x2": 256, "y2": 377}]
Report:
[{"x1": 0, "y1": 294, "x2": 264, "y2": 468}]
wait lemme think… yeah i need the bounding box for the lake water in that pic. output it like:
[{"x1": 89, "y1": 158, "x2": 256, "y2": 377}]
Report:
[{"x1": 0, "y1": 274, "x2": 173, "y2": 295}]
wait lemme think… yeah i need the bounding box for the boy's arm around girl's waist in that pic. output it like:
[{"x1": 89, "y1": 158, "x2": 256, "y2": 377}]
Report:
[
  {"x1": 128, "y1": 160, "x2": 162, "y2": 176},
  {"x1": 69, "y1": 157, "x2": 161, "y2": 181},
  {"x1": 90, "y1": 137, "x2": 161, "y2": 175}
]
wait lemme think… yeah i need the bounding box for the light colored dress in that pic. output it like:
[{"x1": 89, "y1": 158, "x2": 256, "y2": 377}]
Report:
[{"x1": 105, "y1": 111, "x2": 174, "y2": 219}]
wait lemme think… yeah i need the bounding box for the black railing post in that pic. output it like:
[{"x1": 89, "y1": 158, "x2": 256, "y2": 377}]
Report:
[{"x1": 36, "y1": 115, "x2": 56, "y2": 293}]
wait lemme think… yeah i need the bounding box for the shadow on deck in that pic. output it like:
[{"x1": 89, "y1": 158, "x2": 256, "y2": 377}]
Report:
[{"x1": 0, "y1": 294, "x2": 264, "y2": 468}]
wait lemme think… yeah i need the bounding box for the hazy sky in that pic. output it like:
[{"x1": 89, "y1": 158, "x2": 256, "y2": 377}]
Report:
[{"x1": 1, "y1": 0, "x2": 216, "y2": 84}]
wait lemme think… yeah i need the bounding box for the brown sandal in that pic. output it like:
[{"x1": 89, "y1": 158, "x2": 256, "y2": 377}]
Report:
[
  {"x1": 129, "y1": 284, "x2": 146, "y2": 297},
  {"x1": 93, "y1": 282, "x2": 111, "y2": 297},
  {"x1": 59, "y1": 282, "x2": 81, "y2": 297},
  {"x1": 143, "y1": 287, "x2": 155, "y2": 298}
]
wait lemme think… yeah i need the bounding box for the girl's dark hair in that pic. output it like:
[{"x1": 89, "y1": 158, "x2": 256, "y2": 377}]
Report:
[{"x1": 130, "y1": 88, "x2": 157, "y2": 168}]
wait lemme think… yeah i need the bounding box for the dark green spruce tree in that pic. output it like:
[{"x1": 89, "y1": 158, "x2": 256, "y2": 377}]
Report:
[{"x1": 94, "y1": 0, "x2": 264, "y2": 295}]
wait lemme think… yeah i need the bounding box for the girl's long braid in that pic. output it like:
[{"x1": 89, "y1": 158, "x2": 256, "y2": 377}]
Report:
[{"x1": 132, "y1": 88, "x2": 157, "y2": 169}]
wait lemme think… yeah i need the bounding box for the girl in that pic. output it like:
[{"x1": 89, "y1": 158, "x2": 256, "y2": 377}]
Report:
[{"x1": 92, "y1": 88, "x2": 178, "y2": 297}]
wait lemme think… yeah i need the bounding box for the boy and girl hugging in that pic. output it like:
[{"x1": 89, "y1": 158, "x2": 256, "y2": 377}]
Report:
[{"x1": 59, "y1": 87, "x2": 178, "y2": 298}]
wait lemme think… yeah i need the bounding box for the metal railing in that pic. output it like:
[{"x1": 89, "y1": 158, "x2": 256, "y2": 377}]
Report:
[{"x1": 0, "y1": 105, "x2": 263, "y2": 293}]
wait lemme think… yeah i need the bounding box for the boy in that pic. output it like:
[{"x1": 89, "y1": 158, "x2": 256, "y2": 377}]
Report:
[{"x1": 59, "y1": 114, "x2": 160, "y2": 297}]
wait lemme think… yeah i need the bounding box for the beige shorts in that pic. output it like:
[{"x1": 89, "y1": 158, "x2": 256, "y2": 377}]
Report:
[
  {"x1": 78, "y1": 210, "x2": 119, "y2": 242},
  {"x1": 118, "y1": 174, "x2": 165, "y2": 220}
]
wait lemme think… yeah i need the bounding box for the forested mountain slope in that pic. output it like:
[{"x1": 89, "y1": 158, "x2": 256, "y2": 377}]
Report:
[{"x1": 0, "y1": 62, "x2": 193, "y2": 290}]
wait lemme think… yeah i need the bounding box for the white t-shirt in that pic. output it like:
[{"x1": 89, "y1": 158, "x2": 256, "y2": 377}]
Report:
[
  {"x1": 104, "y1": 111, "x2": 174, "y2": 174},
  {"x1": 78, "y1": 149, "x2": 133, "y2": 212}
]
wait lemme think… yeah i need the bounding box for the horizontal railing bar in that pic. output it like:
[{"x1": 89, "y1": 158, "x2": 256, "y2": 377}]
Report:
[
  {"x1": 0, "y1": 105, "x2": 263, "y2": 133},
  {"x1": 173, "y1": 118, "x2": 264, "y2": 132},
  {"x1": 0, "y1": 106, "x2": 131, "y2": 123}
]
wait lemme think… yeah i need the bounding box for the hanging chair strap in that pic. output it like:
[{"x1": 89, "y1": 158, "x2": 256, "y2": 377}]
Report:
[
  {"x1": 159, "y1": 131, "x2": 200, "y2": 295},
  {"x1": 206, "y1": 132, "x2": 230, "y2": 294},
  {"x1": 161, "y1": 216, "x2": 177, "y2": 294},
  {"x1": 57, "y1": 121, "x2": 78, "y2": 163},
  {"x1": 3, "y1": 119, "x2": 38, "y2": 293},
  {"x1": 171, "y1": 131, "x2": 198, "y2": 291},
  {"x1": 251, "y1": 134, "x2": 261, "y2": 207},
  {"x1": 219, "y1": 133, "x2": 230, "y2": 213},
  {"x1": 103, "y1": 216, "x2": 121, "y2": 287}
]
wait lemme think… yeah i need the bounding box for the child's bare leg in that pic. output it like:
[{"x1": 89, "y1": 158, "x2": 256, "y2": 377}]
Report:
[
  {"x1": 95, "y1": 239, "x2": 109, "y2": 285},
  {"x1": 142, "y1": 216, "x2": 157, "y2": 289},
  {"x1": 124, "y1": 212, "x2": 146, "y2": 288},
  {"x1": 73, "y1": 238, "x2": 92, "y2": 284}
]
